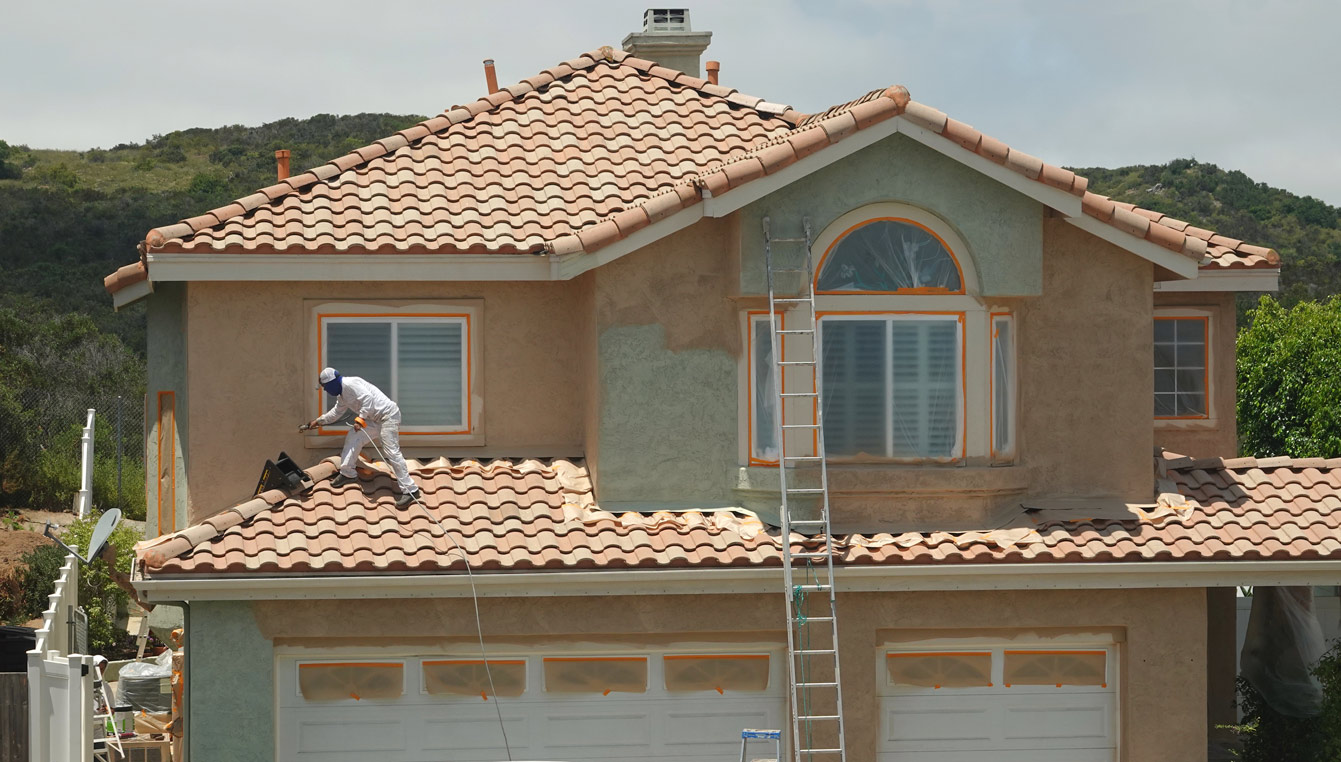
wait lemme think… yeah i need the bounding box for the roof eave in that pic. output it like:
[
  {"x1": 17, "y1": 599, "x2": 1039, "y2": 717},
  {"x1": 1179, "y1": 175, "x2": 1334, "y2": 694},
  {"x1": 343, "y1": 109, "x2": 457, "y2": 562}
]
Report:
[
  {"x1": 133, "y1": 558, "x2": 1341, "y2": 602},
  {"x1": 1155, "y1": 267, "x2": 1281, "y2": 293}
]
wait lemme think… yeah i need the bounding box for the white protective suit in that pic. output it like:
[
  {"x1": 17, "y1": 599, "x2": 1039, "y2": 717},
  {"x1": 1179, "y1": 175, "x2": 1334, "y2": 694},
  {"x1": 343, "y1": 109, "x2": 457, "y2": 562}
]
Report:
[{"x1": 314, "y1": 376, "x2": 417, "y2": 494}]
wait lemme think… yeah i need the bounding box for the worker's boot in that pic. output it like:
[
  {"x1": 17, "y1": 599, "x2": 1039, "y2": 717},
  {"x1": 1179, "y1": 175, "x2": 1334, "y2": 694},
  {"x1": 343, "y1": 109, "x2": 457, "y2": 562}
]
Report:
[
  {"x1": 394, "y1": 488, "x2": 421, "y2": 508},
  {"x1": 331, "y1": 473, "x2": 357, "y2": 488}
]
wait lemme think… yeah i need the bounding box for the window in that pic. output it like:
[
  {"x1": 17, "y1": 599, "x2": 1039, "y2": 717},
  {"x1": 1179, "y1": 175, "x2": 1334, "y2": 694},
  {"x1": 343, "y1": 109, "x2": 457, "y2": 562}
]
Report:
[
  {"x1": 991, "y1": 313, "x2": 1015, "y2": 460},
  {"x1": 298, "y1": 662, "x2": 403, "y2": 701},
  {"x1": 749, "y1": 313, "x2": 780, "y2": 463},
  {"x1": 663, "y1": 654, "x2": 770, "y2": 693},
  {"x1": 319, "y1": 314, "x2": 470, "y2": 432},
  {"x1": 820, "y1": 314, "x2": 963, "y2": 459},
  {"x1": 1154, "y1": 315, "x2": 1208, "y2": 419},
  {"x1": 816, "y1": 219, "x2": 963, "y2": 294},
  {"x1": 543, "y1": 657, "x2": 648, "y2": 695},
  {"x1": 886, "y1": 651, "x2": 993, "y2": 689},
  {"x1": 423, "y1": 659, "x2": 526, "y2": 698}
]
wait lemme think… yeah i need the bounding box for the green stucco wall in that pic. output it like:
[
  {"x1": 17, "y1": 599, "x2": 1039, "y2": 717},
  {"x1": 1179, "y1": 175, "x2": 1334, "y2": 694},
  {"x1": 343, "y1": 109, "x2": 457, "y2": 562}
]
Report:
[
  {"x1": 738, "y1": 133, "x2": 1045, "y2": 296},
  {"x1": 188, "y1": 601, "x2": 272, "y2": 762},
  {"x1": 145, "y1": 282, "x2": 189, "y2": 537}
]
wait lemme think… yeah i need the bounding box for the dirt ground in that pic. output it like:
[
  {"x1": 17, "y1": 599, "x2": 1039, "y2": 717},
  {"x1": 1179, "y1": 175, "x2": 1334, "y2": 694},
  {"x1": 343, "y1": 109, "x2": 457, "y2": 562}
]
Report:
[{"x1": 0, "y1": 528, "x2": 56, "y2": 575}]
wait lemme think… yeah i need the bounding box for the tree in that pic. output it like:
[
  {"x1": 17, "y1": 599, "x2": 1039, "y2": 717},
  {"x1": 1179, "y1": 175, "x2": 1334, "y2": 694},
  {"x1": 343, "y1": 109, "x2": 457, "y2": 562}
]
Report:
[
  {"x1": 1237, "y1": 296, "x2": 1341, "y2": 457},
  {"x1": 0, "y1": 140, "x2": 20, "y2": 180}
]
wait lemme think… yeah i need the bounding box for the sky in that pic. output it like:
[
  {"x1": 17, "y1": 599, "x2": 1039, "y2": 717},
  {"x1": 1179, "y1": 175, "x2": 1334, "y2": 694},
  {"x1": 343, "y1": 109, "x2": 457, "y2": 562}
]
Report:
[{"x1": 3, "y1": 0, "x2": 1339, "y2": 204}]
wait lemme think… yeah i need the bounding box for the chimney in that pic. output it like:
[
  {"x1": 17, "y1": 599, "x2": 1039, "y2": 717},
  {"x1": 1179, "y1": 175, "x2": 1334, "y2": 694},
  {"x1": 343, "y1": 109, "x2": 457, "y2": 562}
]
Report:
[
  {"x1": 622, "y1": 9, "x2": 712, "y2": 78},
  {"x1": 274, "y1": 149, "x2": 290, "y2": 181},
  {"x1": 483, "y1": 59, "x2": 499, "y2": 94},
  {"x1": 705, "y1": 60, "x2": 720, "y2": 85}
]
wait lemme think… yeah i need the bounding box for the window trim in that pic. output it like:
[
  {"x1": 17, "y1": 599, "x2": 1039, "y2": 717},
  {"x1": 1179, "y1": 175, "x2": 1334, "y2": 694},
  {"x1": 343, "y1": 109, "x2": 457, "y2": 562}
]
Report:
[
  {"x1": 1153, "y1": 310, "x2": 1212, "y2": 424},
  {"x1": 814, "y1": 216, "x2": 967, "y2": 296},
  {"x1": 816, "y1": 310, "x2": 967, "y2": 463},
  {"x1": 989, "y1": 312, "x2": 1016, "y2": 462},
  {"x1": 306, "y1": 300, "x2": 483, "y2": 446},
  {"x1": 316, "y1": 312, "x2": 472, "y2": 435},
  {"x1": 747, "y1": 311, "x2": 783, "y2": 465}
]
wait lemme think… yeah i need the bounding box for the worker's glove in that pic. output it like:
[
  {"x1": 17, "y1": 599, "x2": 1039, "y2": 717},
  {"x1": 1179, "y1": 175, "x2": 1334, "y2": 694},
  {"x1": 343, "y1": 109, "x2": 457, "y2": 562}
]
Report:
[
  {"x1": 353, "y1": 416, "x2": 366, "y2": 430},
  {"x1": 298, "y1": 422, "x2": 314, "y2": 432}
]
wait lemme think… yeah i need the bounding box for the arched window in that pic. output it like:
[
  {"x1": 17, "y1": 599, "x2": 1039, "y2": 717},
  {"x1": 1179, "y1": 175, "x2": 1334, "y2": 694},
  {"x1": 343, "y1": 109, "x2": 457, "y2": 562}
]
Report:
[
  {"x1": 745, "y1": 204, "x2": 1015, "y2": 465},
  {"x1": 816, "y1": 219, "x2": 964, "y2": 294}
]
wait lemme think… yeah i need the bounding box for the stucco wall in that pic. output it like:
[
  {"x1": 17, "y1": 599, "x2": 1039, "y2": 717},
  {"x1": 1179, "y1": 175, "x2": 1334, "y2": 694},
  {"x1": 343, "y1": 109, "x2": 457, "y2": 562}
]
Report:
[
  {"x1": 1153, "y1": 290, "x2": 1238, "y2": 458},
  {"x1": 737, "y1": 133, "x2": 1045, "y2": 297},
  {"x1": 145, "y1": 282, "x2": 190, "y2": 537},
  {"x1": 592, "y1": 217, "x2": 743, "y2": 508},
  {"x1": 188, "y1": 601, "x2": 273, "y2": 762},
  {"x1": 1016, "y1": 218, "x2": 1154, "y2": 498},
  {"x1": 181, "y1": 280, "x2": 589, "y2": 520},
  {"x1": 192, "y1": 586, "x2": 1207, "y2": 762}
]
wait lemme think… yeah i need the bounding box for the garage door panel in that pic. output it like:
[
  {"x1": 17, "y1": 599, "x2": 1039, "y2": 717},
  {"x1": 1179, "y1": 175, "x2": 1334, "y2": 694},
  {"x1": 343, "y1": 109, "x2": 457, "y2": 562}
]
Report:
[
  {"x1": 294, "y1": 718, "x2": 407, "y2": 754},
  {"x1": 880, "y1": 749, "x2": 1115, "y2": 762},
  {"x1": 886, "y1": 703, "x2": 993, "y2": 743},
  {"x1": 663, "y1": 705, "x2": 775, "y2": 747},
  {"x1": 540, "y1": 709, "x2": 653, "y2": 749},
  {"x1": 420, "y1": 712, "x2": 528, "y2": 751},
  {"x1": 1003, "y1": 699, "x2": 1113, "y2": 741}
]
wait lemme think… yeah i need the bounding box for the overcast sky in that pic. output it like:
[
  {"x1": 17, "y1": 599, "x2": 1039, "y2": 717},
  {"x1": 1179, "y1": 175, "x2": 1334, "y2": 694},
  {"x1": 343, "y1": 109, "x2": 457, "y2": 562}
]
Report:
[{"x1": 4, "y1": 0, "x2": 1338, "y2": 204}]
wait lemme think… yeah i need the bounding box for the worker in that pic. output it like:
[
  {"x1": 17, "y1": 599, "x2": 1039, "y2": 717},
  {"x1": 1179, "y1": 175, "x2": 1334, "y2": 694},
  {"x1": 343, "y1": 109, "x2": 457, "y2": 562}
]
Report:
[{"x1": 299, "y1": 367, "x2": 421, "y2": 507}]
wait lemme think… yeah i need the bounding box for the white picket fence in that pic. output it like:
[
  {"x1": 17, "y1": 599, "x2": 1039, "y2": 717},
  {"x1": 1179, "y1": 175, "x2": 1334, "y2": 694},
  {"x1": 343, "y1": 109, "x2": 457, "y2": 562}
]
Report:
[
  {"x1": 25, "y1": 553, "x2": 94, "y2": 762},
  {"x1": 25, "y1": 409, "x2": 98, "y2": 762}
]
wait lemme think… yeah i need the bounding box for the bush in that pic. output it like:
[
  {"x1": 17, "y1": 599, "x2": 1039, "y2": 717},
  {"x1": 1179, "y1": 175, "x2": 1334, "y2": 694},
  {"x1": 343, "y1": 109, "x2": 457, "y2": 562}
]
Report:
[
  {"x1": 5, "y1": 513, "x2": 142, "y2": 654},
  {"x1": 17, "y1": 420, "x2": 145, "y2": 519},
  {"x1": 1230, "y1": 641, "x2": 1341, "y2": 760}
]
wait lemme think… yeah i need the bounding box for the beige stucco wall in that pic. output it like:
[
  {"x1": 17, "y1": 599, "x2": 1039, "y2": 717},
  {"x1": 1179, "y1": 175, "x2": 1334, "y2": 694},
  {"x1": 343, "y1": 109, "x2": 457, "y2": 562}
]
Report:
[
  {"x1": 1153, "y1": 290, "x2": 1238, "y2": 458},
  {"x1": 183, "y1": 280, "x2": 590, "y2": 520},
  {"x1": 1013, "y1": 217, "x2": 1155, "y2": 498},
  {"x1": 243, "y1": 585, "x2": 1206, "y2": 761}
]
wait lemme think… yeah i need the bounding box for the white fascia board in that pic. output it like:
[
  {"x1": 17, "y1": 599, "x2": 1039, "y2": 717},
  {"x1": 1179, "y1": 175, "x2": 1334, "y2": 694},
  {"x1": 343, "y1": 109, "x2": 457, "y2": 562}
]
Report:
[
  {"x1": 890, "y1": 118, "x2": 1084, "y2": 218},
  {"x1": 1066, "y1": 212, "x2": 1201, "y2": 279},
  {"x1": 1154, "y1": 268, "x2": 1280, "y2": 293},
  {"x1": 144, "y1": 252, "x2": 555, "y2": 282},
  {"x1": 134, "y1": 559, "x2": 1341, "y2": 602},
  {"x1": 111, "y1": 278, "x2": 153, "y2": 310}
]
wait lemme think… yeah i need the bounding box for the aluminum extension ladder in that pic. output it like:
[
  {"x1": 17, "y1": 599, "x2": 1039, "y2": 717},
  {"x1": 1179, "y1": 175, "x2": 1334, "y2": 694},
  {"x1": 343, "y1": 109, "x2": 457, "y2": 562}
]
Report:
[{"x1": 763, "y1": 216, "x2": 847, "y2": 762}]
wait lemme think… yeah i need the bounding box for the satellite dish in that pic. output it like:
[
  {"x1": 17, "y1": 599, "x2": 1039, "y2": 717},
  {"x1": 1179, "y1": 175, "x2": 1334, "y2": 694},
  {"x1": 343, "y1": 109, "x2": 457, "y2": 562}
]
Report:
[
  {"x1": 42, "y1": 508, "x2": 123, "y2": 566},
  {"x1": 84, "y1": 509, "x2": 122, "y2": 563}
]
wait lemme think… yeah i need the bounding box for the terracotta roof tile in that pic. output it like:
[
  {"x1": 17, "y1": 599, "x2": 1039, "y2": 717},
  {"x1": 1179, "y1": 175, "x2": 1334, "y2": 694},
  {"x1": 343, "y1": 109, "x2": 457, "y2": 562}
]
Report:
[
  {"x1": 139, "y1": 454, "x2": 1341, "y2": 577},
  {"x1": 107, "y1": 48, "x2": 1278, "y2": 295}
]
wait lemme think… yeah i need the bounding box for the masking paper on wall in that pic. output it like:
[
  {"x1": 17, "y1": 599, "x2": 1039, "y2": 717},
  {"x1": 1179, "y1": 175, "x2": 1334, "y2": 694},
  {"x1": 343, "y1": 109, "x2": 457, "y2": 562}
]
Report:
[
  {"x1": 423, "y1": 660, "x2": 526, "y2": 698},
  {"x1": 299, "y1": 662, "x2": 404, "y2": 701},
  {"x1": 664, "y1": 654, "x2": 770, "y2": 694},
  {"x1": 886, "y1": 652, "x2": 992, "y2": 689},
  {"x1": 543, "y1": 657, "x2": 647, "y2": 695},
  {"x1": 1003, "y1": 651, "x2": 1106, "y2": 687}
]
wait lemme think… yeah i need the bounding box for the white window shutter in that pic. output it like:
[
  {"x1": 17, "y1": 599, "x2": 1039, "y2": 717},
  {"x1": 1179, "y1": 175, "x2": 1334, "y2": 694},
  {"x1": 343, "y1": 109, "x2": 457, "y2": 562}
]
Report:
[
  {"x1": 398, "y1": 322, "x2": 464, "y2": 427},
  {"x1": 325, "y1": 322, "x2": 393, "y2": 409},
  {"x1": 822, "y1": 320, "x2": 887, "y2": 456}
]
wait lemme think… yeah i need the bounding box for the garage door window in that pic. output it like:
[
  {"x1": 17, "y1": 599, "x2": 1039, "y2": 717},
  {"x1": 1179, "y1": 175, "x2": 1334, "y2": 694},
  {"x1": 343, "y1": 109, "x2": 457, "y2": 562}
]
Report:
[
  {"x1": 1003, "y1": 650, "x2": 1107, "y2": 688},
  {"x1": 886, "y1": 651, "x2": 993, "y2": 689},
  {"x1": 664, "y1": 654, "x2": 771, "y2": 693},
  {"x1": 298, "y1": 662, "x2": 403, "y2": 701},
  {"x1": 543, "y1": 657, "x2": 648, "y2": 695},
  {"x1": 423, "y1": 659, "x2": 526, "y2": 699}
]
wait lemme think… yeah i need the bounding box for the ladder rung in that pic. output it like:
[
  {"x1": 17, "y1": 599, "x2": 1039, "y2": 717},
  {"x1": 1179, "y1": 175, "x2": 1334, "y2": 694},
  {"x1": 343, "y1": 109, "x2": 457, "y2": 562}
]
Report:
[
  {"x1": 796, "y1": 715, "x2": 842, "y2": 721},
  {"x1": 780, "y1": 423, "x2": 820, "y2": 429},
  {"x1": 776, "y1": 329, "x2": 814, "y2": 334},
  {"x1": 795, "y1": 748, "x2": 844, "y2": 754},
  {"x1": 770, "y1": 268, "x2": 809, "y2": 274},
  {"x1": 797, "y1": 681, "x2": 839, "y2": 688},
  {"x1": 782, "y1": 455, "x2": 823, "y2": 460},
  {"x1": 779, "y1": 392, "x2": 817, "y2": 397},
  {"x1": 795, "y1": 649, "x2": 838, "y2": 655},
  {"x1": 771, "y1": 298, "x2": 811, "y2": 304},
  {"x1": 789, "y1": 616, "x2": 834, "y2": 623},
  {"x1": 786, "y1": 488, "x2": 825, "y2": 493},
  {"x1": 789, "y1": 519, "x2": 829, "y2": 526},
  {"x1": 770, "y1": 237, "x2": 809, "y2": 243},
  {"x1": 789, "y1": 551, "x2": 832, "y2": 558},
  {"x1": 795, "y1": 584, "x2": 831, "y2": 592},
  {"x1": 777, "y1": 361, "x2": 815, "y2": 366}
]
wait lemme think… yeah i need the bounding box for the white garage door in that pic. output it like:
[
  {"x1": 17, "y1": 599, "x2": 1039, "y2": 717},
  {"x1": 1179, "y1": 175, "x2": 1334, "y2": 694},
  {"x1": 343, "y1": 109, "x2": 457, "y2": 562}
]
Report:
[
  {"x1": 277, "y1": 649, "x2": 787, "y2": 762},
  {"x1": 879, "y1": 643, "x2": 1118, "y2": 761}
]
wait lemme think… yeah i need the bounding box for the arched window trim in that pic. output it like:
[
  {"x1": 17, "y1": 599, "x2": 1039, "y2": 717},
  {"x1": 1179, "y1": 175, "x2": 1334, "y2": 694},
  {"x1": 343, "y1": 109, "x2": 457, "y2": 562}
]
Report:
[{"x1": 814, "y1": 214, "x2": 971, "y2": 296}]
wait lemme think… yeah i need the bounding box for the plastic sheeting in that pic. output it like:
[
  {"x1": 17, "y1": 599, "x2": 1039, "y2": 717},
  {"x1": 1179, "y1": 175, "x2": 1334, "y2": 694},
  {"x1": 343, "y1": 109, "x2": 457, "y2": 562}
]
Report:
[
  {"x1": 663, "y1": 654, "x2": 770, "y2": 694},
  {"x1": 423, "y1": 659, "x2": 526, "y2": 699},
  {"x1": 1003, "y1": 651, "x2": 1107, "y2": 688},
  {"x1": 887, "y1": 652, "x2": 992, "y2": 689},
  {"x1": 817, "y1": 219, "x2": 962, "y2": 293},
  {"x1": 1240, "y1": 586, "x2": 1326, "y2": 717},
  {"x1": 119, "y1": 650, "x2": 174, "y2": 713},
  {"x1": 298, "y1": 662, "x2": 404, "y2": 701},
  {"x1": 543, "y1": 657, "x2": 647, "y2": 695}
]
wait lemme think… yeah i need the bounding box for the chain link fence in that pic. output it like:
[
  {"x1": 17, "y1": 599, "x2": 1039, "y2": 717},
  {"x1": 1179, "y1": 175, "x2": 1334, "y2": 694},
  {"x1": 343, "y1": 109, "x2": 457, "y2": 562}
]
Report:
[{"x1": 0, "y1": 388, "x2": 145, "y2": 518}]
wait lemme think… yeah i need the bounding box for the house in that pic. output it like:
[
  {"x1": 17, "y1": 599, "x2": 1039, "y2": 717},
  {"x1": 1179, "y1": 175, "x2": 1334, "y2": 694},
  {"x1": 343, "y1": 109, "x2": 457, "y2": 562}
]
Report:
[{"x1": 105, "y1": 10, "x2": 1341, "y2": 762}]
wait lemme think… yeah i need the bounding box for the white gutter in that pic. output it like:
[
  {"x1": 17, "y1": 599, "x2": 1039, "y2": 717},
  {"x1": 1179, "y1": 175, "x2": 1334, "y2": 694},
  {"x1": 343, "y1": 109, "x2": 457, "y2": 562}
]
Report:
[{"x1": 134, "y1": 559, "x2": 1341, "y2": 602}]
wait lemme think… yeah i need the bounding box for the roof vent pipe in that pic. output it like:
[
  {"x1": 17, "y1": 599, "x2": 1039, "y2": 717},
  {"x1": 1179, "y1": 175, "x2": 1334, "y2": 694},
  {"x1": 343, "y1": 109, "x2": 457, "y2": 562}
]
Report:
[
  {"x1": 483, "y1": 59, "x2": 499, "y2": 94},
  {"x1": 706, "y1": 60, "x2": 719, "y2": 85},
  {"x1": 274, "y1": 149, "x2": 290, "y2": 181}
]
